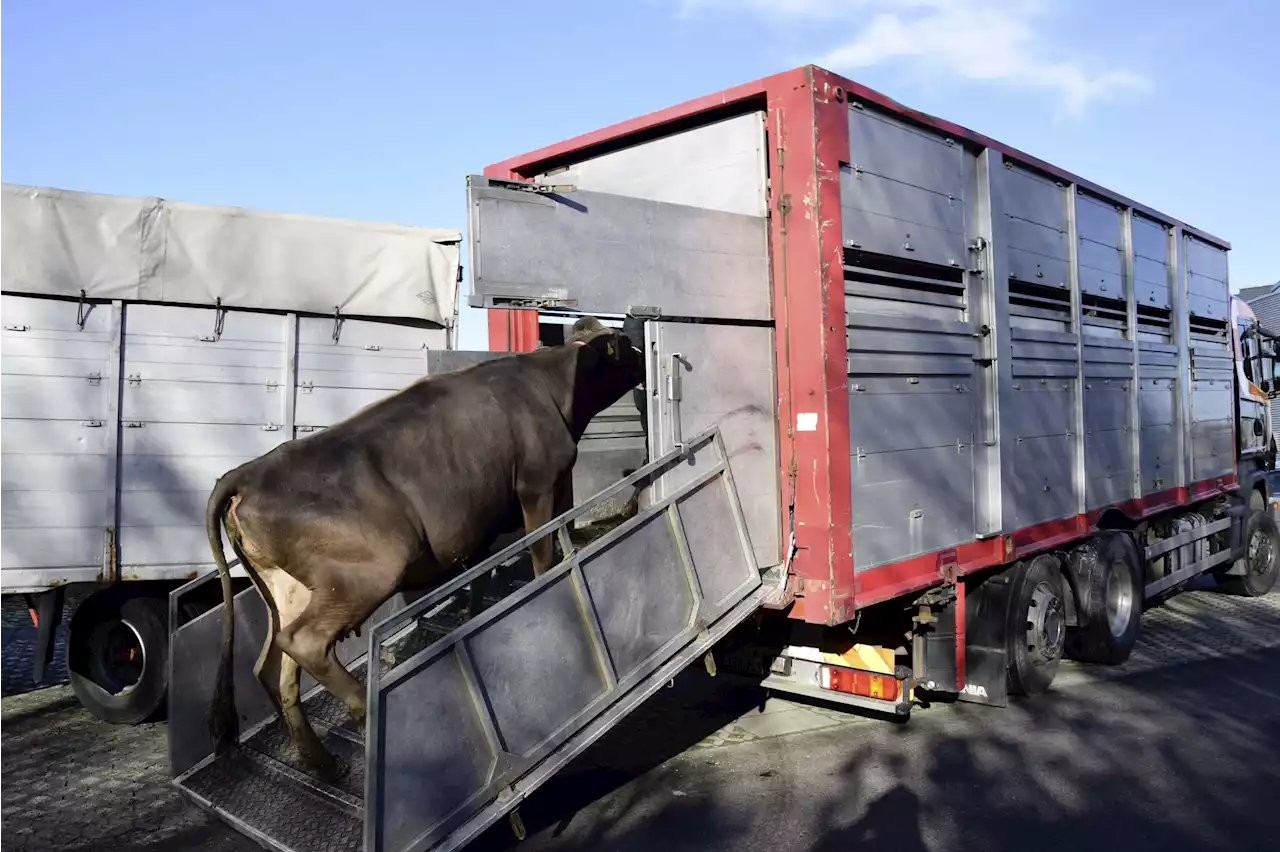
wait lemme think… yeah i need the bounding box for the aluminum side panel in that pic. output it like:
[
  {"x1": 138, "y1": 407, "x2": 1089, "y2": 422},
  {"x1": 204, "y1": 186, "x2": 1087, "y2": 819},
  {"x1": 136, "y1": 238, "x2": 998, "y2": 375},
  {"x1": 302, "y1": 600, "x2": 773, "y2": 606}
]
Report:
[
  {"x1": 650, "y1": 323, "x2": 780, "y2": 569},
  {"x1": 468, "y1": 179, "x2": 771, "y2": 321},
  {"x1": 1, "y1": 295, "x2": 116, "y2": 583},
  {"x1": 118, "y1": 305, "x2": 291, "y2": 571}
]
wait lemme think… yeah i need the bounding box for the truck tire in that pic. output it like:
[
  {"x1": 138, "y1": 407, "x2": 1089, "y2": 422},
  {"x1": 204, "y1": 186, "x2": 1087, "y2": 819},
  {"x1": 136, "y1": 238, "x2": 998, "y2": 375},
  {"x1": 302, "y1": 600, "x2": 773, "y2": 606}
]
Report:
[
  {"x1": 1064, "y1": 531, "x2": 1143, "y2": 665},
  {"x1": 1219, "y1": 510, "x2": 1280, "y2": 597},
  {"x1": 67, "y1": 589, "x2": 169, "y2": 724},
  {"x1": 1006, "y1": 554, "x2": 1066, "y2": 697}
]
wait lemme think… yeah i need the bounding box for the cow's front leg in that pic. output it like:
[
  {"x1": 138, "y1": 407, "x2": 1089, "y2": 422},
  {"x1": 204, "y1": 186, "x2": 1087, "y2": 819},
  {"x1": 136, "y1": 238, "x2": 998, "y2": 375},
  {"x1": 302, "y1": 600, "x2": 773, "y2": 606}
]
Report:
[{"x1": 519, "y1": 490, "x2": 557, "y2": 576}]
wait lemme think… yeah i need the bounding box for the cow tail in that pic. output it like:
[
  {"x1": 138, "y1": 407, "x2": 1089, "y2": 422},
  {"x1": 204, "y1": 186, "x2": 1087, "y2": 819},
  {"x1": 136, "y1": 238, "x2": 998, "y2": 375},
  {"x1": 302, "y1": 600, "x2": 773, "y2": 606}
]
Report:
[{"x1": 206, "y1": 470, "x2": 241, "y2": 756}]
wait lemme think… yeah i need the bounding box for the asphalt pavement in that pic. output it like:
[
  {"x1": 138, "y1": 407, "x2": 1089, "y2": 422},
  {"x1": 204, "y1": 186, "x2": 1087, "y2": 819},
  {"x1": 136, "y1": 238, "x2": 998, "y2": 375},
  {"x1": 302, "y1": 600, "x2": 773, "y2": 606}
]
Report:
[{"x1": 3, "y1": 587, "x2": 1279, "y2": 852}]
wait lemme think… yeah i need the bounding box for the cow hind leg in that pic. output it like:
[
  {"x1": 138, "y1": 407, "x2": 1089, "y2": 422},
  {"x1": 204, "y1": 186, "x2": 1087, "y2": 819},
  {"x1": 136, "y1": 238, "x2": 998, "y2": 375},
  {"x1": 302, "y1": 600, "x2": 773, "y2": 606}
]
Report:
[
  {"x1": 260, "y1": 568, "x2": 344, "y2": 781},
  {"x1": 245, "y1": 566, "x2": 286, "y2": 731},
  {"x1": 276, "y1": 653, "x2": 341, "y2": 778},
  {"x1": 277, "y1": 585, "x2": 385, "y2": 751}
]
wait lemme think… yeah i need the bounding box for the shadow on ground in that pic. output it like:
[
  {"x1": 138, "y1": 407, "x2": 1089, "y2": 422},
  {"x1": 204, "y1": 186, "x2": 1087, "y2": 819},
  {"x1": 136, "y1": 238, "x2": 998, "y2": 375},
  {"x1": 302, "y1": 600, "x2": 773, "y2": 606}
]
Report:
[
  {"x1": 468, "y1": 642, "x2": 1280, "y2": 852},
  {"x1": 4, "y1": 588, "x2": 1279, "y2": 852}
]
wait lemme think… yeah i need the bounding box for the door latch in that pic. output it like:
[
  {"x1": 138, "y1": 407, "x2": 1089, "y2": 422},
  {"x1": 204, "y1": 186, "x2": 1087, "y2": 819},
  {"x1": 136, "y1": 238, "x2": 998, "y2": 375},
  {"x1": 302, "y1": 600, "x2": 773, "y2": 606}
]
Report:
[{"x1": 667, "y1": 352, "x2": 684, "y2": 453}]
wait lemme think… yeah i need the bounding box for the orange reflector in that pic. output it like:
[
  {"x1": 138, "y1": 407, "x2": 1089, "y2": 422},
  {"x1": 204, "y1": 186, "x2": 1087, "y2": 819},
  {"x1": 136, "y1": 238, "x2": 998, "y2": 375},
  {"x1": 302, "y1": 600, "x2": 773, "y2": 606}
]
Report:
[{"x1": 819, "y1": 665, "x2": 899, "y2": 701}]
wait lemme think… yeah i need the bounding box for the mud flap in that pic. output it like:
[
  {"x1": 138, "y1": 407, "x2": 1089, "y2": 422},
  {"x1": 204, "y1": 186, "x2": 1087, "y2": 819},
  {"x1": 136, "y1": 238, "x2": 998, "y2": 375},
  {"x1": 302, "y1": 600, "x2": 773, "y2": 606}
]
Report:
[
  {"x1": 25, "y1": 587, "x2": 65, "y2": 684},
  {"x1": 957, "y1": 570, "x2": 1013, "y2": 708},
  {"x1": 915, "y1": 597, "x2": 958, "y2": 694}
]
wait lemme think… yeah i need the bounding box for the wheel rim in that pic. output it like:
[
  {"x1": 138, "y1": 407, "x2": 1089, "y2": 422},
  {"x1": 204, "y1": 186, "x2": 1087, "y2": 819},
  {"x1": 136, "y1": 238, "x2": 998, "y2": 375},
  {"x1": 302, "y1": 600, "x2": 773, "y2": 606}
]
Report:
[
  {"x1": 1248, "y1": 526, "x2": 1276, "y2": 578},
  {"x1": 86, "y1": 618, "x2": 146, "y2": 696},
  {"x1": 1026, "y1": 580, "x2": 1065, "y2": 665},
  {"x1": 1105, "y1": 561, "x2": 1135, "y2": 639}
]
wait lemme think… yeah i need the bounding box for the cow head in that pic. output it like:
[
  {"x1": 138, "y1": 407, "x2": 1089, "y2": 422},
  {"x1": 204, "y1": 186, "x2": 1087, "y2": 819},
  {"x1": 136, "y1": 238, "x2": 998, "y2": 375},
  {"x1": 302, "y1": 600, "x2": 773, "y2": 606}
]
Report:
[{"x1": 566, "y1": 316, "x2": 645, "y2": 435}]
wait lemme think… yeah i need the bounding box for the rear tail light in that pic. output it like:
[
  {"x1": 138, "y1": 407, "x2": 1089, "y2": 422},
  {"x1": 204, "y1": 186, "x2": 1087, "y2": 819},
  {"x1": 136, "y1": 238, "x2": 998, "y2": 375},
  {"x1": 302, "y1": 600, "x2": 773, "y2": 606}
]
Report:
[{"x1": 819, "y1": 665, "x2": 900, "y2": 701}]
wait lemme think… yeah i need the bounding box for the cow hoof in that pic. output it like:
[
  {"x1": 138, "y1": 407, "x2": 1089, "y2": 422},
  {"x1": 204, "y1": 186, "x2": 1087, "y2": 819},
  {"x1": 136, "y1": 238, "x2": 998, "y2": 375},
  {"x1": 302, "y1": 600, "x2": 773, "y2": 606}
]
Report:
[{"x1": 311, "y1": 754, "x2": 348, "y2": 784}]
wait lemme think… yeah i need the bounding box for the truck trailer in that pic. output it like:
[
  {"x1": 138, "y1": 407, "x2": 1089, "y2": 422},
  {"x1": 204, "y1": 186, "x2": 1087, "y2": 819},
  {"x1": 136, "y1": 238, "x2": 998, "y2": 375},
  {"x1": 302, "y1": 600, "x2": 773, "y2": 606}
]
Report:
[
  {"x1": 166, "y1": 65, "x2": 1280, "y2": 852},
  {"x1": 1, "y1": 183, "x2": 464, "y2": 722},
  {"x1": 475, "y1": 65, "x2": 1280, "y2": 711}
]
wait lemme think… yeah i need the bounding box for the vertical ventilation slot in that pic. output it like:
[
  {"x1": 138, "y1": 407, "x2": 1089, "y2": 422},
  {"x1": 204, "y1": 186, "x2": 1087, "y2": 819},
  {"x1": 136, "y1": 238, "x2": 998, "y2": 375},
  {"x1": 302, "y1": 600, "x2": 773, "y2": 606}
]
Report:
[
  {"x1": 1136, "y1": 304, "x2": 1172, "y2": 343},
  {"x1": 1189, "y1": 315, "x2": 1228, "y2": 345},
  {"x1": 1009, "y1": 280, "x2": 1071, "y2": 332},
  {"x1": 1081, "y1": 293, "x2": 1128, "y2": 339},
  {"x1": 843, "y1": 249, "x2": 967, "y2": 325}
]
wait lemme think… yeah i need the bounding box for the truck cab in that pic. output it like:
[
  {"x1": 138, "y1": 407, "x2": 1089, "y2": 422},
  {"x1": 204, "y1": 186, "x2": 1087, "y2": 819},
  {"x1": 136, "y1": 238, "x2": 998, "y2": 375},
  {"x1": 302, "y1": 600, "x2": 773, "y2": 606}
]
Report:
[{"x1": 1231, "y1": 295, "x2": 1280, "y2": 473}]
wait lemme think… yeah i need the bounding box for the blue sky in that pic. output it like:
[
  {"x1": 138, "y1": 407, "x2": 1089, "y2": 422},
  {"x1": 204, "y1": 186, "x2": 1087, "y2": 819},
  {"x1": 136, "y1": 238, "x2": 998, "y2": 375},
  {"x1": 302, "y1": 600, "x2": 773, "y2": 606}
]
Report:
[{"x1": 4, "y1": 0, "x2": 1276, "y2": 349}]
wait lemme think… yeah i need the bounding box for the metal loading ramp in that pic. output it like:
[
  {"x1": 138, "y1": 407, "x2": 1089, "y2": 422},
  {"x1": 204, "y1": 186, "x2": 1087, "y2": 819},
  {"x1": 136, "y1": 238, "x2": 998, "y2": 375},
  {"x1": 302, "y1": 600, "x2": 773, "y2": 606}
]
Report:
[{"x1": 169, "y1": 426, "x2": 765, "y2": 852}]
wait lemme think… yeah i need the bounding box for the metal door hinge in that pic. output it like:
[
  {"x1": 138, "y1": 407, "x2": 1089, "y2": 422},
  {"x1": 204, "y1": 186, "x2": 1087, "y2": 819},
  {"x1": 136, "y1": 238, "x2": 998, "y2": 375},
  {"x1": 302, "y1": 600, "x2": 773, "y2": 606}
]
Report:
[
  {"x1": 87, "y1": 372, "x2": 102, "y2": 385},
  {"x1": 937, "y1": 549, "x2": 959, "y2": 585},
  {"x1": 125, "y1": 421, "x2": 145, "y2": 428},
  {"x1": 80, "y1": 419, "x2": 104, "y2": 428},
  {"x1": 300, "y1": 381, "x2": 314, "y2": 394},
  {"x1": 5, "y1": 324, "x2": 30, "y2": 332},
  {"x1": 261, "y1": 423, "x2": 282, "y2": 432},
  {"x1": 488, "y1": 176, "x2": 577, "y2": 195},
  {"x1": 298, "y1": 425, "x2": 319, "y2": 433},
  {"x1": 126, "y1": 373, "x2": 141, "y2": 386},
  {"x1": 364, "y1": 344, "x2": 382, "y2": 351},
  {"x1": 265, "y1": 379, "x2": 279, "y2": 393}
]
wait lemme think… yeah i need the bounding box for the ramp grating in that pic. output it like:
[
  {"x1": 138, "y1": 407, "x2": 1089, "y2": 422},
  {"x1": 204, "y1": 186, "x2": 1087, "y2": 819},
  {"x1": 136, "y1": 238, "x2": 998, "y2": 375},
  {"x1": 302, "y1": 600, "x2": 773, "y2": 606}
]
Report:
[
  {"x1": 177, "y1": 659, "x2": 369, "y2": 852},
  {"x1": 181, "y1": 750, "x2": 363, "y2": 852}
]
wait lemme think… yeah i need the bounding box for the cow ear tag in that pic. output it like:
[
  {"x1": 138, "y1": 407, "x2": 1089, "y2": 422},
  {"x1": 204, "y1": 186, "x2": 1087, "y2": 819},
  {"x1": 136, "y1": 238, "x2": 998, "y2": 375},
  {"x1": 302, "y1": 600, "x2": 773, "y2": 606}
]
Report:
[{"x1": 607, "y1": 340, "x2": 616, "y2": 358}]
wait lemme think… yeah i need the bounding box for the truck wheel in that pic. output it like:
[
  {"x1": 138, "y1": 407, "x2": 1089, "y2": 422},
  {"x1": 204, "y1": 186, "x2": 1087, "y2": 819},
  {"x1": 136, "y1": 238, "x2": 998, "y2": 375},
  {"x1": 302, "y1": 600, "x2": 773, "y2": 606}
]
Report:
[
  {"x1": 1219, "y1": 510, "x2": 1280, "y2": 597},
  {"x1": 67, "y1": 589, "x2": 169, "y2": 724},
  {"x1": 1006, "y1": 554, "x2": 1066, "y2": 697},
  {"x1": 1064, "y1": 532, "x2": 1143, "y2": 665}
]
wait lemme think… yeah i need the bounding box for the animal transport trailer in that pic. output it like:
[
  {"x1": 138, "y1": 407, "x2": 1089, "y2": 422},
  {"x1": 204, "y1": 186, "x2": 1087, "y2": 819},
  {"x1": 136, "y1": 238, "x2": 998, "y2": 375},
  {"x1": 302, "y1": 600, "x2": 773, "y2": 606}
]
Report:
[
  {"x1": 0, "y1": 183, "x2": 463, "y2": 722},
  {"x1": 167, "y1": 64, "x2": 1280, "y2": 852},
  {"x1": 475, "y1": 62, "x2": 1280, "y2": 710}
]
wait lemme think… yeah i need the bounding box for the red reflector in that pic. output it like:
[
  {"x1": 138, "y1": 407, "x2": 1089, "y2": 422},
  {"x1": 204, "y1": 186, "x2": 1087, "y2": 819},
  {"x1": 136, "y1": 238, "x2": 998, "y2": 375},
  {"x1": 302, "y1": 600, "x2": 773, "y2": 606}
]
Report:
[{"x1": 819, "y1": 665, "x2": 899, "y2": 701}]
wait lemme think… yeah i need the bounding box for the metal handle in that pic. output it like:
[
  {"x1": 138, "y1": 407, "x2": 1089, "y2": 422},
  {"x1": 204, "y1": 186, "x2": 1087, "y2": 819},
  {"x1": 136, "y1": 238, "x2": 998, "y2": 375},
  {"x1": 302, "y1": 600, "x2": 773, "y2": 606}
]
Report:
[{"x1": 667, "y1": 352, "x2": 683, "y2": 452}]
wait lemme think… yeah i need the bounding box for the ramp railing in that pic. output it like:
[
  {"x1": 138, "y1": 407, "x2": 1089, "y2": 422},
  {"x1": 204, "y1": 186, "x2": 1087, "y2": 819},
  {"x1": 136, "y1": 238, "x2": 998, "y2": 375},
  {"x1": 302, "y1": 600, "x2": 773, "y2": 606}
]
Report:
[{"x1": 364, "y1": 425, "x2": 763, "y2": 852}]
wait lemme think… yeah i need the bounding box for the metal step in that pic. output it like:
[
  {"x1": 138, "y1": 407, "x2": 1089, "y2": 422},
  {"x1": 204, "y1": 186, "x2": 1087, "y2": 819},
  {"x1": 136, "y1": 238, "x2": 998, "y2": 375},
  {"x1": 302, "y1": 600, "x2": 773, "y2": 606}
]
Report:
[
  {"x1": 176, "y1": 658, "x2": 369, "y2": 852},
  {"x1": 243, "y1": 721, "x2": 366, "y2": 802},
  {"x1": 180, "y1": 750, "x2": 362, "y2": 852}
]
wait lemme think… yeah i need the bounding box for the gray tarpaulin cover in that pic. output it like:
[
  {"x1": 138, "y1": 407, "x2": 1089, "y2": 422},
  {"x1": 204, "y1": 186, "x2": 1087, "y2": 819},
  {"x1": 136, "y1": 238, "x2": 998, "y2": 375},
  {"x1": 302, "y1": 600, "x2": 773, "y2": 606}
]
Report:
[{"x1": 1, "y1": 183, "x2": 462, "y2": 326}]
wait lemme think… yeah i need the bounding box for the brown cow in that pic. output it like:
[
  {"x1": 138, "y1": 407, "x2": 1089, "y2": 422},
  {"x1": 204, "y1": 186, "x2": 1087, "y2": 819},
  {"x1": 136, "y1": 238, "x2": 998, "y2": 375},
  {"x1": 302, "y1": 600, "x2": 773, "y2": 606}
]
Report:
[{"x1": 204, "y1": 318, "x2": 643, "y2": 780}]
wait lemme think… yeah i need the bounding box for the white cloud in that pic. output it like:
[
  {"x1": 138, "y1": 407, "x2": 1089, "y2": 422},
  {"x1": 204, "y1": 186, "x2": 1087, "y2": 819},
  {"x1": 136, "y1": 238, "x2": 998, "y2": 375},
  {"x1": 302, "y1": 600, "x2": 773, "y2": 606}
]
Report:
[{"x1": 676, "y1": 0, "x2": 1149, "y2": 116}]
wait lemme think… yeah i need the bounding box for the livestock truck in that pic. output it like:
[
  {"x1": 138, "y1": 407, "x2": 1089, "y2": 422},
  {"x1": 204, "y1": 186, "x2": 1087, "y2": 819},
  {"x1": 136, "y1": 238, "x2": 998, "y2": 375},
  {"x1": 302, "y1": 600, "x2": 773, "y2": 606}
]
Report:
[
  {"x1": 165, "y1": 65, "x2": 1280, "y2": 852},
  {"x1": 474, "y1": 65, "x2": 1280, "y2": 714},
  {"x1": 0, "y1": 183, "x2": 464, "y2": 722}
]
